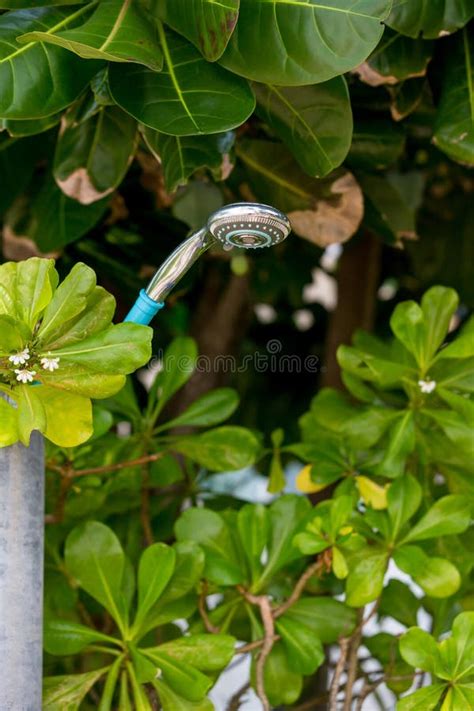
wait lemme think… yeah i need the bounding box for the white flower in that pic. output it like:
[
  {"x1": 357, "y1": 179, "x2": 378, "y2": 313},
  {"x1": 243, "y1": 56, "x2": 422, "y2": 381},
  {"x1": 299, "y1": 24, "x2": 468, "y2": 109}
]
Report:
[
  {"x1": 40, "y1": 356, "x2": 60, "y2": 372},
  {"x1": 418, "y1": 379, "x2": 436, "y2": 394},
  {"x1": 14, "y1": 369, "x2": 36, "y2": 384},
  {"x1": 8, "y1": 348, "x2": 30, "y2": 366}
]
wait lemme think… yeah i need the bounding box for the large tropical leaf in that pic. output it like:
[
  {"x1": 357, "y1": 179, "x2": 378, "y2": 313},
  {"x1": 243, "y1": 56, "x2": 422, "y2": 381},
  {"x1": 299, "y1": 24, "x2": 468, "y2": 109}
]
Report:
[
  {"x1": 109, "y1": 27, "x2": 255, "y2": 135},
  {"x1": 0, "y1": 7, "x2": 101, "y2": 119},
  {"x1": 387, "y1": 0, "x2": 473, "y2": 39},
  {"x1": 433, "y1": 28, "x2": 474, "y2": 166},
  {"x1": 221, "y1": 0, "x2": 392, "y2": 85},
  {"x1": 156, "y1": 0, "x2": 240, "y2": 61},
  {"x1": 253, "y1": 78, "x2": 352, "y2": 177},
  {"x1": 357, "y1": 29, "x2": 434, "y2": 85},
  {"x1": 54, "y1": 105, "x2": 137, "y2": 204},
  {"x1": 19, "y1": 0, "x2": 163, "y2": 70}
]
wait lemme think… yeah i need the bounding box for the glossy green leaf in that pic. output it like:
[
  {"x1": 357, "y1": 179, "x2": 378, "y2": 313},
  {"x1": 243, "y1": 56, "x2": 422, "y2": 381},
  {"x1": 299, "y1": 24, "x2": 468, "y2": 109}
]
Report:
[
  {"x1": 172, "y1": 426, "x2": 261, "y2": 471},
  {"x1": 0, "y1": 315, "x2": 26, "y2": 353},
  {"x1": 39, "y1": 364, "x2": 126, "y2": 400},
  {"x1": 0, "y1": 7, "x2": 101, "y2": 120},
  {"x1": 53, "y1": 105, "x2": 137, "y2": 204},
  {"x1": 151, "y1": 634, "x2": 236, "y2": 672},
  {"x1": 142, "y1": 127, "x2": 233, "y2": 192},
  {"x1": 133, "y1": 543, "x2": 176, "y2": 633},
  {"x1": 16, "y1": 384, "x2": 46, "y2": 446},
  {"x1": 48, "y1": 323, "x2": 152, "y2": 374},
  {"x1": 399, "y1": 628, "x2": 440, "y2": 673},
  {"x1": 109, "y1": 27, "x2": 255, "y2": 136},
  {"x1": 20, "y1": 0, "x2": 163, "y2": 70},
  {"x1": 394, "y1": 545, "x2": 461, "y2": 598},
  {"x1": 263, "y1": 643, "x2": 303, "y2": 707},
  {"x1": 387, "y1": 474, "x2": 422, "y2": 540},
  {"x1": 0, "y1": 396, "x2": 19, "y2": 446},
  {"x1": 253, "y1": 78, "x2": 352, "y2": 177},
  {"x1": 387, "y1": 0, "x2": 473, "y2": 39},
  {"x1": 424, "y1": 409, "x2": 474, "y2": 454},
  {"x1": 276, "y1": 615, "x2": 324, "y2": 674},
  {"x1": 377, "y1": 411, "x2": 415, "y2": 478},
  {"x1": 150, "y1": 337, "x2": 197, "y2": 416},
  {"x1": 156, "y1": 0, "x2": 239, "y2": 61},
  {"x1": 158, "y1": 388, "x2": 239, "y2": 431},
  {"x1": 145, "y1": 650, "x2": 212, "y2": 701},
  {"x1": 277, "y1": 597, "x2": 356, "y2": 644},
  {"x1": 154, "y1": 679, "x2": 214, "y2": 711},
  {"x1": 434, "y1": 29, "x2": 474, "y2": 166},
  {"x1": 43, "y1": 668, "x2": 109, "y2": 711},
  {"x1": 348, "y1": 120, "x2": 405, "y2": 170},
  {"x1": 98, "y1": 657, "x2": 123, "y2": 711},
  {"x1": 221, "y1": 0, "x2": 391, "y2": 85},
  {"x1": 379, "y1": 579, "x2": 420, "y2": 627},
  {"x1": 237, "y1": 503, "x2": 269, "y2": 581},
  {"x1": 38, "y1": 262, "x2": 96, "y2": 343},
  {"x1": 44, "y1": 619, "x2": 120, "y2": 656},
  {"x1": 0, "y1": 112, "x2": 62, "y2": 136},
  {"x1": 175, "y1": 508, "x2": 244, "y2": 584},
  {"x1": 38, "y1": 386, "x2": 93, "y2": 446},
  {"x1": 65, "y1": 521, "x2": 127, "y2": 630},
  {"x1": 14, "y1": 257, "x2": 56, "y2": 328},
  {"x1": 345, "y1": 547, "x2": 388, "y2": 606},
  {"x1": 0, "y1": 136, "x2": 39, "y2": 216},
  {"x1": 436, "y1": 317, "x2": 474, "y2": 359},
  {"x1": 397, "y1": 684, "x2": 446, "y2": 711},
  {"x1": 436, "y1": 611, "x2": 474, "y2": 681},
  {"x1": 359, "y1": 172, "x2": 417, "y2": 244},
  {"x1": 402, "y1": 495, "x2": 471, "y2": 543}
]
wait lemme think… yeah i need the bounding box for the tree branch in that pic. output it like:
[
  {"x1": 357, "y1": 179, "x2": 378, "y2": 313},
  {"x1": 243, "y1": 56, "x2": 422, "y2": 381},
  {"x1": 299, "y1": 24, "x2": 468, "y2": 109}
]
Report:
[
  {"x1": 329, "y1": 637, "x2": 349, "y2": 711},
  {"x1": 273, "y1": 558, "x2": 325, "y2": 619},
  {"x1": 342, "y1": 610, "x2": 363, "y2": 711},
  {"x1": 198, "y1": 581, "x2": 220, "y2": 634}
]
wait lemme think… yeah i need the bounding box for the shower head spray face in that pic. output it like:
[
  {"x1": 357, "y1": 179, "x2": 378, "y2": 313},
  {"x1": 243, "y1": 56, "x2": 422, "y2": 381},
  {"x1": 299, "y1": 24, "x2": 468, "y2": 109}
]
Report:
[{"x1": 207, "y1": 203, "x2": 291, "y2": 250}]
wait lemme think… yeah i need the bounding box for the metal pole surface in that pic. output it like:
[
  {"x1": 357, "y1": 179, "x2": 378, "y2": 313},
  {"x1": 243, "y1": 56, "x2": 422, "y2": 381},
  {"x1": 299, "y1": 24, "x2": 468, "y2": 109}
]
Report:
[{"x1": 0, "y1": 432, "x2": 44, "y2": 711}]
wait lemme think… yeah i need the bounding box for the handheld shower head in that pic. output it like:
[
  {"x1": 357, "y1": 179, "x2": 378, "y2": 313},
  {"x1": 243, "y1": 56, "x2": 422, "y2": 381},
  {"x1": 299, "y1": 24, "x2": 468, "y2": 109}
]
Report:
[
  {"x1": 207, "y1": 203, "x2": 291, "y2": 250},
  {"x1": 124, "y1": 202, "x2": 290, "y2": 324}
]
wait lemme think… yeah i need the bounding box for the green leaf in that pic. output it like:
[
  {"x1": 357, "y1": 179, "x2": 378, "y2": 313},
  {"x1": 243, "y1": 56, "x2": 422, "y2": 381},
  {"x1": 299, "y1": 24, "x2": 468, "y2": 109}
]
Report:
[
  {"x1": 387, "y1": 474, "x2": 422, "y2": 541},
  {"x1": 424, "y1": 410, "x2": 474, "y2": 455},
  {"x1": 158, "y1": 388, "x2": 239, "y2": 431},
  {"x1": 40, "y1": 365, "x2": 125, "y2": 400},
  {"x1": 221, "y1": 0, "x2": 391, "y2": 85},
  {"x1": 361, "y1": 29, "x2": 434, "y2": 84},
  {"x1": 0, "y1": 315, "x2": 26, "y2": 353},
  {"x1": 434, "y1": 29, "x2": 474, "y2": 166},
  {"x1": 0, "y1": 112, "x2": 62, "y2": 137},
  {"x1": 133, "y1": 543, "x2": 176, "y2": 635},
  {"x1": 145, "y1": 650, "x2": 212, "y2": 701},
  {"x1": 65, "y1": 521, "x2": 127, "y2": 631},
  {"x1": 150, "y1": 634, "x2": 235, "y2": 672},
  {"x1": 394, "y1": 545, "x2": 461, "y2": 598},
  {"x1": 440, "y1": 685, "x2": 474, "y2": 711},
  {"x1": 53, "y1": 105, "x2": 137, "y2": 205},
  {"x1": 150, "y1": 337, "x2": 197, "y2": 416},
  {"x1": 48, "y1": 323, "x2": 152, "y2": 374},
  {"x1": 436, "y1": 611, "x2": 474, "y2": 681},
  {"x1": 256, "y1": 495, "x2": 311, "y2": 589},
  {"x1": 399, "y1": 628, "x2": 439, "y2": 673},
  {"x1": 237, "y1": 503, "x2": 269, "y2": 582},
  {"x1": 277, "y1": 597, "x2": 356, "y2": 644},
  {"x1": 14, "y1": 257, "x2": 56, "y2": 328},
  {"x1": 20, "y1": 0, "x2": 163, "y2": 70},
  {"x1": 348, "y1": 120, "x2": 405, "y2": 171},
  {"x1": 262, "y1": 643, "x2": 302, "y2": 707},
  {"x1": 175, "y1": 508, "x2": 244, "y2": 585},
  {"x1": 345, "y1": 547, "x2": 388, "y2": 607},
  {"x1": 16, "y1": 384, "x2": 46, "y2": 446},
  {"x1": 153, "y1": 679, "x2": 214, "y2": 711},
  {"x1": 421, "y1": 286, "x2": 460, "y2": 362},
  {"x1": 253, "y1": 78, "x2": 352, "y2": 178},
  {"x1": 172, "y1": 426, "x2": 261, "y2": 472},
  {"x1": 437, "y1": 317, "x2": 474, "y2": 360},
  {"x1": 276, "y1": 615, "x2": 324, "y2": 674},
  {"x1": 156, "y1": 0, "x2": 239, "y2": 61},
  {"x1": 0, "y1": 7, "x2": 102, "y2": 120},
  {"x1": 40, "y1": 286, "x2": 116, "y2": 351},
  {"x1": 38, "y1": 387, "x2": 93, "y2": 447},
  {"x1": 38, "y1": 262, "x2": 96, "y2": 343},
  {"x1": 99, "y1": 657, "x2": 123, "y2": 711},
  {"x1": 397, "y1": 684, "x2": 446, "y2": 711},
  {"x1": 358, "y1": 172, "x2": 417, "y2": 244},
  {"x1": 387, "y1": 0, "x2": 473, "y2": 39},
  {"x1": 379, "y1": 579, "x2": 420, "y2": 627},
  {"x1": 44, "y1": 619, "x2": 120, "y2": 656},
  {"x1": 43, "y1": 668, "x2": 109, "y2": 711},
  {"x1": 109, "y1": 27, "x2": 255, "y2": 135},
  {"x1": 402, "y1": 495, "x2": 471, "y2": 543},
  {"x1": 390, "y1": 300, "x2": 425, "y2": 364},
  {"x1": 0, "y1": 397, "x2": 19, "y2": 446},
  {"x1": 142, "y1": 127, "x2": 233, "y2": 193},
  {"x1": 377, "y1": 411, "x2": 415, "y2": 478}
]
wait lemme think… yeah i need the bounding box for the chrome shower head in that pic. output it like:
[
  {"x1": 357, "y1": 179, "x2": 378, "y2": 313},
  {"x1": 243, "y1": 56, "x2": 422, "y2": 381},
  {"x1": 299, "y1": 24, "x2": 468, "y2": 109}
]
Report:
[
  {"x1": 141, "y1": 202, "x2": 290, "y2": 307},
  {"x1": 207, "y1": 203, "x2": 291, "y2": 249}
]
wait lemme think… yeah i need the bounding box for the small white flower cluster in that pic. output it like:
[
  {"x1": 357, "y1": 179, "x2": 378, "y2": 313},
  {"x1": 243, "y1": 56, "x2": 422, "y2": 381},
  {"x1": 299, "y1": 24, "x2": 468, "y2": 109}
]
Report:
[
  {"x1": 418, "y1": 379, "x2": 436, "y2": 394},
  {"x1": 7, "y1": 348, "x2": 60, "y2": 383}
]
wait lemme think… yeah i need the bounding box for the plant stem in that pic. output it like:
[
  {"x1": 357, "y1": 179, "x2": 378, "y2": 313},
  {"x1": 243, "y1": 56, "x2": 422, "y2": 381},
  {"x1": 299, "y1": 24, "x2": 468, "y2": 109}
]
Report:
[{"x1": 329, "y1": 637, "x2": 349, "y2": 710}]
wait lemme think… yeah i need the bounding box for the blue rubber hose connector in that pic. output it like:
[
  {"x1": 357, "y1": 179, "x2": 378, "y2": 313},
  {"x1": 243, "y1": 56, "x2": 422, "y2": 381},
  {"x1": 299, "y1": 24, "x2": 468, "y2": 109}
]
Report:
[{"x1": 124, "y1": 289, "x2": 165, "y2": 325}]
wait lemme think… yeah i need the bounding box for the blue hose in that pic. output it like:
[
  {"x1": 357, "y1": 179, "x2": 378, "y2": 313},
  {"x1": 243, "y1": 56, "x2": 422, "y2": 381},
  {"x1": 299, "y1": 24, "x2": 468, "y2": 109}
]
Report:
[{"x1": 124, "y1": 289, "x2": 164, "y2": 325}]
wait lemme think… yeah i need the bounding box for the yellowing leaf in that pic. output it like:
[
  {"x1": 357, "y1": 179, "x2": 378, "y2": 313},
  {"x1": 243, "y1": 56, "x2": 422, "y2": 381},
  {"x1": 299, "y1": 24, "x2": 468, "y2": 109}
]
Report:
[
  {"x1": 296, "y1": 465, "x2": 329, "y2": 494},
  {"x1": 356, "y1": 475, "x2": 388, "y2": 510}
]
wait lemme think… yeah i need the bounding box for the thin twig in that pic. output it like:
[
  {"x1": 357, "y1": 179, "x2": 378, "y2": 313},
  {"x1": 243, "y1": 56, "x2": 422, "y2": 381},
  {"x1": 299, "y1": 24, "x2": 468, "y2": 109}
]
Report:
[
  {"x1": 226, "y1": 682, "x2": 250, "y2": 711},
  {"x1": 273, "y1": 558, "x2": 324, "y2": 619},
  {"x1": 343, "y1": 610, "x2": 363, "y2": 711},
  {"x1": 329, "y1": 637, "x2": 349, "y2": 711},
  {"x1": 140, "y1": 462, "x2": 154, "y2": 546},
  {"x1": 71, "y1": 452, "x2": 165, "y2": 478},
  {"x1": 236, "y1": 635, "x2": 280, "y2": 654},
  {"x1": 198, "y1": 581, "x2": 220, "y2": 634}
]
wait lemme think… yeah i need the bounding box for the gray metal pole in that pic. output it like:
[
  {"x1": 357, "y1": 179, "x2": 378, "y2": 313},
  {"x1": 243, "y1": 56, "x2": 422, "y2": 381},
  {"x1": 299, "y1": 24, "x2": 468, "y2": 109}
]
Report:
[{"x1": 0, "y1": 432, "x2": 44, "y2": 711}]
